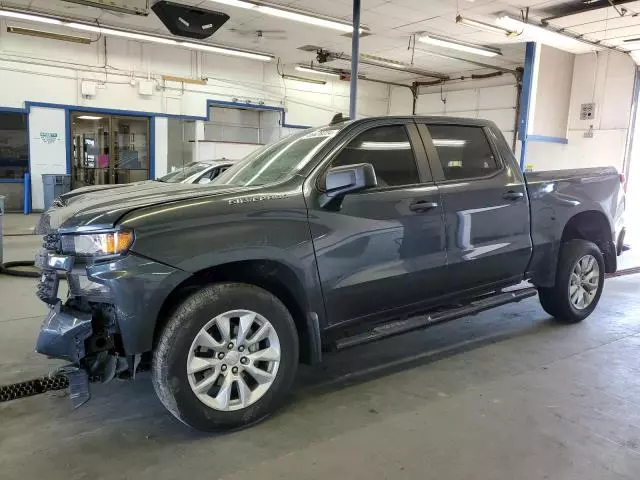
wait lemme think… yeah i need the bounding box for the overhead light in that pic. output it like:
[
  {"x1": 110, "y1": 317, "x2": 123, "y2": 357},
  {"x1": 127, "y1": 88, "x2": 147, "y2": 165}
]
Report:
[
  {"x1": 205, "y1": 0, "x2": 365, "y2": 33},
  {"x1": 60, "y1": 0, "x2": 149, "y2": 16},
  {"x1": 205, "y1": 0, "x2": 255, "y2": 8},
  {"x1": 180, "y1": 41, "x2": 272, "y2": 61},
  {"x1": 282, "y1": 74, "x2": 326, "y2": 85},
  {"x1": 360, "y1": 141, "x2": 411, "y2": 150},
  {"x1": 296, "y1": 65, "x2": 341, "y2": 77},
  {"x1": 0, "y1": 8, "x2": 274, "y2": 62},
  {"x1": 66, "y1": 23, "x2": 178, "y2": 45},
  {"x1": 495, "y1": 15, "x2": 591, "y2": 53},
  {"x1": 418, "y1": 34, "x2": 501, "y2": 57},
  {"x1": 456, "y1": 15, "x2": 512, "y2": 36},
  {"x1": 0, "y1": 10, "x2": 62, "y2": 25},
  {"x1": 432, "y1": 139, "x2": 466, "y2": 147},
  {"x1": 76, "y1": 115, "x2": 104, "y2": 120},
  {"x1": 7, "y1": 26, "x2": 91, "y2": 44}
]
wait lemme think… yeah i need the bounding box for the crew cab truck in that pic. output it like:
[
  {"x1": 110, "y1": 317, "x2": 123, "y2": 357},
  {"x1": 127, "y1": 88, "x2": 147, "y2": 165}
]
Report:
[{"x1": 35, "y1": 116, "x2": 624, "y2": 431}]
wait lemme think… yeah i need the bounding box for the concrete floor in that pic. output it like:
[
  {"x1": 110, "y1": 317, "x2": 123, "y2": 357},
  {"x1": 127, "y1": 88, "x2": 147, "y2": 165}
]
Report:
[{"x1": 2, "y1": 235, "x2": 640, "y2": 479}]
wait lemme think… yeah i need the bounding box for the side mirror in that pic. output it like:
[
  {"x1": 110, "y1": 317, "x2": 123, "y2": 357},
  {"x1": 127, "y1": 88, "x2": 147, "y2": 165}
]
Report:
[
  {"x1": 320, "y1": 163, "x2": 377, "y2": 208},
  {"x1": 197, "y1": 177, "x2": 212, "y2": 185}
]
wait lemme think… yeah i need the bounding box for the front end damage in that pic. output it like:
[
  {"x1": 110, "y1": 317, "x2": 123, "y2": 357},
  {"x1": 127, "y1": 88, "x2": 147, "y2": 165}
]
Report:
[{"x1": 34, "y1": 232, "x2": 189, "y2": 407}]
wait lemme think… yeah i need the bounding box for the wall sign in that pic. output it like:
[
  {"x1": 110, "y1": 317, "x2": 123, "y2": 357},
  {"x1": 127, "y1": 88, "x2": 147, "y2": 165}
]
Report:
[{"x1": 39, "y1": 132, "x2": 60, "y2": 145}]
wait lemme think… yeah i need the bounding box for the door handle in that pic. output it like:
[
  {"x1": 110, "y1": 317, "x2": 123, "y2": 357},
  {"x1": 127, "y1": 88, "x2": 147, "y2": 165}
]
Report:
[
  {"x1": 502, "y1": 191, "x2": 524, "y2": 201},
  {"x1": 409, "y1": 200, "x2": 439, "y2": 212}
]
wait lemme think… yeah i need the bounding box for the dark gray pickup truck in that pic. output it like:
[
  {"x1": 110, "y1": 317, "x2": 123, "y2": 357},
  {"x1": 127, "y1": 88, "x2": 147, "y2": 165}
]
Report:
[{"x1": 35, "y1": 116, "x2": 625, "y2": 431}]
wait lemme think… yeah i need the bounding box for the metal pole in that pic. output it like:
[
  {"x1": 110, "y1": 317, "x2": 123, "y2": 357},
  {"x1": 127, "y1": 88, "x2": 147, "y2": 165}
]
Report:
[{"x1": 349, "y1": 0, "x2": 361, "y2": 120}]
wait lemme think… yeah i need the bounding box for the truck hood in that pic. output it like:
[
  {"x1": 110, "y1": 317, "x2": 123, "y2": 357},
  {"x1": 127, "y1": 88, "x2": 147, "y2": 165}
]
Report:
[
  {"x1": 39, "y1": 182, "x2": 258, "y2": 233},
  {"x1": 58, "y1": 181, "x2": 155, "y2": 206}
]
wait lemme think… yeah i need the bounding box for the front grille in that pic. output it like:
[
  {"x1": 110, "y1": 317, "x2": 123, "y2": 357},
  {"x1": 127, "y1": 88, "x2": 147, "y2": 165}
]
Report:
[{"x1": 42, "y1": 233, "x2": 61, "y2": 252}]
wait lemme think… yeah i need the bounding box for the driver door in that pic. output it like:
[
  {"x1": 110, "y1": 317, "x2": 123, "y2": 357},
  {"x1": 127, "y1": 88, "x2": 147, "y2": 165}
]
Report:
[{"x1": 307, "y1": 121, "x2": 447, "y2": 327}]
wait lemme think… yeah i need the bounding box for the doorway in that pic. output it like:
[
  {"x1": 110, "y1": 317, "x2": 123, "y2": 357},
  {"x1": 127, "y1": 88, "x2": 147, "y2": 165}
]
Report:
[{"x1": 70, "y1": 112, "x2": 150, "y2": 189}]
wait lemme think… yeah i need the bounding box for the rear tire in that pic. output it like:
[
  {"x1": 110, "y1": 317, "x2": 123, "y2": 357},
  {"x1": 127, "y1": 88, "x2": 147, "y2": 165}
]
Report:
[
  {"x1": 152, "y1": 283, "x2": 299, "y2": 432},
  {"x1": 537, "y1": 239, "x2": 605, "y2": 323}
]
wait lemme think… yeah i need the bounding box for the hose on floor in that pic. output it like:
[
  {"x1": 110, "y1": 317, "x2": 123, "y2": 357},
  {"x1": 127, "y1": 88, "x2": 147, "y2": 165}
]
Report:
[{"x1": 0, "y1": 260, "x2": 57, "y2": 279}]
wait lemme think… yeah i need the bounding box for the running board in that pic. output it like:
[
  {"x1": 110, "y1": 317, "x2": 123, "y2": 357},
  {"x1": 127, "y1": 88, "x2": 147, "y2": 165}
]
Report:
[{"x1": 334, "y1": 287, "x2": 538, "y2": 350}]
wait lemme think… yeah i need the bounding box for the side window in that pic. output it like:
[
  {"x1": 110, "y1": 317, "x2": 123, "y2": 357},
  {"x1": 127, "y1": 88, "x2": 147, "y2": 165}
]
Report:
[
  {"x1": 331, "y1": 125, "x2": 420, "y2": 187},
  {"x1": 211, "y1": 166, "x2": 231, "y2": 180},
  {"x1": 426, "y1": 125, "x2": 500, "y2": 181}
]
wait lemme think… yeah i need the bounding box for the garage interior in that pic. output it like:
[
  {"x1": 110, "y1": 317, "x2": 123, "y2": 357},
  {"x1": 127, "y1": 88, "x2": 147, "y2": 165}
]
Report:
[{"x1": 1, "y1": 0, "x2": 640, "y2": 478}]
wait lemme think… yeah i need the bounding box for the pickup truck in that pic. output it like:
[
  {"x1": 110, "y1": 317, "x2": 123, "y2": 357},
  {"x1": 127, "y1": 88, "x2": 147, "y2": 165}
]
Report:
[{"x1": 34, "y1": 116, "x2": 625, "y2": 431}]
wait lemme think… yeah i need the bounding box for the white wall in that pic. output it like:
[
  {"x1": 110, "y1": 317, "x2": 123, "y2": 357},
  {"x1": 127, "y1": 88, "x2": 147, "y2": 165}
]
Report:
[
  {"x1": 28, "y1": 107, "x2": 67, "y2": 210},
  {"x1": 0, "y1": 23, "x2": 390, "y2": 205},
  {"x1": 531, "y1": 45, "x2": 574, "y2": 138},
  {"x1": 526, "y1": 50, "x2": 635, "y2": 172},
  {"x1": 154, "y1": 117, "x2": 168, "y2": 178},
  {"x1": 389, "y1": 74, "x2": 519, "y2": 147},
  {"x1": 199, "y1": 142, "x2": 261, "y2": 161}
]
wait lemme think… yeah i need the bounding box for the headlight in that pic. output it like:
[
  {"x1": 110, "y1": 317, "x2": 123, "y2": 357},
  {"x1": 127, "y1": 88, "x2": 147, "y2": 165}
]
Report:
[{"x1": 61, "y1": 230, "x2": 134, "y2": 257}]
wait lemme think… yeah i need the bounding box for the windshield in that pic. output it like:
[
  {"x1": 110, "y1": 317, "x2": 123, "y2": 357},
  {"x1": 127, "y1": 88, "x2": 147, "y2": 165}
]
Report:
[
  {"x1": 159, "y1": 162, "x2": 210, "y2": 183},
  {"x1": 213, "y1": 126, "x2": 340, "y2": 187}
]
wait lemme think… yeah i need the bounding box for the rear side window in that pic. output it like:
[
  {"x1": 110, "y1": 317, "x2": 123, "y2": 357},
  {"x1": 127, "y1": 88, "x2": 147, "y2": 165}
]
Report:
[
  {"x1": 331, "y1": 125, "x2": 420, "y2": 187},
  {"x1": 426, "y1": 125, "x2": 500, "y2": 181}
]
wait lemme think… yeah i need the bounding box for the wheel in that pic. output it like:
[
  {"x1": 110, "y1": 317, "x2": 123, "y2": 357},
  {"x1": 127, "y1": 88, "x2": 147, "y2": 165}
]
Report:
[
  {"x1": 537, "y1": 239, "x2": 605, "y2": 323},
  {"x1": 152, "y1": 283, "x2": 299, "y2": 431}
]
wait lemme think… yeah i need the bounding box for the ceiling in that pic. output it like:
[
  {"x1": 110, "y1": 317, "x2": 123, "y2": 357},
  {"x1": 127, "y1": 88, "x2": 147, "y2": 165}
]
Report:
[{"x1": 1, "y1": 0, "x2": 637, "y2": 82}]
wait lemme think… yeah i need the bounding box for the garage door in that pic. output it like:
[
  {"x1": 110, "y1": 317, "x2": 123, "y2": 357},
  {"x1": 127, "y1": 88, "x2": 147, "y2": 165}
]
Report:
[{"x1": 415, "y1": 84, "x2": 518, "y2": 149}]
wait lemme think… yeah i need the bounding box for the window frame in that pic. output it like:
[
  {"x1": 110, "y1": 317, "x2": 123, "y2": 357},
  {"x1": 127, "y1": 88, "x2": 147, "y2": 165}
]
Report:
[
  {"x1": 417, "y1": 123, "x2": 506, "y2": 184},
  {"x1": 315, "y1": 119, "x2": 434, "y2": 193},
  {"x1": 0, "y1": 110, "x2": 29, "y2": 182}
]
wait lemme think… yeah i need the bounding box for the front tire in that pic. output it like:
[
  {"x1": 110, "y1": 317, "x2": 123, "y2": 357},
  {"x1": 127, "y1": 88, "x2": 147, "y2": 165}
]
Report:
[
  {"x1": 152, "y1": 283, "x2": 299, "y2": 431},
  {"x1": 538, "y1": 239, "x2": 605, "y2": 323}
]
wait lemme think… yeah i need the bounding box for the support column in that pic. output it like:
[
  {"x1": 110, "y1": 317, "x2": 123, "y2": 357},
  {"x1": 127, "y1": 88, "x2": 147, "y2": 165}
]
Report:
[{"x1": 349, "y1": 0, "x2": 361, "y2": 120}]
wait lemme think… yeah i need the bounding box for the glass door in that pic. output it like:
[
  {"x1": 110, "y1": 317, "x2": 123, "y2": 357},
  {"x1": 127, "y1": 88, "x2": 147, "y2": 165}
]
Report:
[{"x1": 71, "y1": 112, "x2": 149, "y2": 189}]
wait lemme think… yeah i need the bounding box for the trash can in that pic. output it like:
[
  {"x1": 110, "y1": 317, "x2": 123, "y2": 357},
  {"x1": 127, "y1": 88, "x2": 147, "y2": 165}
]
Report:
[{"x1": 42, "y1": 174, "x2": 71, "y2": 211}]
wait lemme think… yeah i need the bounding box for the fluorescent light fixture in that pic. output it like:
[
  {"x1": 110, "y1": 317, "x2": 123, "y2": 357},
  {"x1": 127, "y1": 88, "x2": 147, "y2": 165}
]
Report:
[
  {"x1": 432, "y1": 139, "x2": 466, "y2": 147},
  {"x1": 296, "y1": 65, "x2": 341, "y2": 77},
  {"x1": 206, "y1": 0, "x2": 363, "y2": 33},
  {"x1": 206, "y1": 0, "x2": 255, "y2": 8},
  {"x1": 180, "y1": 41, "x2": 272, "y2": 61},
  {"x1": 256, "y1": 6, "x2": 352, "y2": 33},
  {"x1": 0, "y1": 10, "x2": 62, "y2": 25},
  {"x1": 494, "y1": 15, "x2": 590, "y2": 53},
  {"x1": 66, "y1": 23, "x2": 178, "y2": 45},
  {"x1": 7, "y1": 26, "x2": 91, "y2": 44},
  {"x1": 0, "y1": 7, "x2": 274, "y2": 62},
  {"x1": 456, "y1": 15, "x2": 512, "y2": 36},
  {"x1": 360, "y1": 141, "x2": 411, "y2": 150},
  {"x1": 418, "y1": 34, "x2": 501, "y2": 57},
  {"x1": 359, "y1": 54, "x2": 408, "y2": 69},
  {"x1": 76, "y1": 115, "x2": 103, "y2": 120},
  {"x1": 282, "y1": 74, "x2": 326, "y2": 85}
]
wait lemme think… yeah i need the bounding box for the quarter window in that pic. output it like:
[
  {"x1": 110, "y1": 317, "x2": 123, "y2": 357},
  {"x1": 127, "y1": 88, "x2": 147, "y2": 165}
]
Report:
[
  {"x1": 331, "y1": 125, "x2": 420, "y2": 187},
  {"x1": 426, "y1": 125, "x2": 500, "y2": 180}
]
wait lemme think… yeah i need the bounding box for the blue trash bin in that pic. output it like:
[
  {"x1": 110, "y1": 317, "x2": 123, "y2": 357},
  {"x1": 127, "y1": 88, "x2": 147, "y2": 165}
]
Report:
[{"x1": 42, "y1": 174, "x2": 71, "y2": 210}]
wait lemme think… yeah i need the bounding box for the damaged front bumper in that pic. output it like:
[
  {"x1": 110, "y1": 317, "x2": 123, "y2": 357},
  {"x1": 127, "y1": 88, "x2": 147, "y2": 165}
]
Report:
[{"x1": 34, "y1": 244, "x2": 190, "y2": 407}]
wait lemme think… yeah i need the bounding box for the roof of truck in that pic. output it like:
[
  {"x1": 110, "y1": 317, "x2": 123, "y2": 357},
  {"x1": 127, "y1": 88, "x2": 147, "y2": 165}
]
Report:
[{"x1": 348, "y1": 116, "x2": 496, "y2": 127}]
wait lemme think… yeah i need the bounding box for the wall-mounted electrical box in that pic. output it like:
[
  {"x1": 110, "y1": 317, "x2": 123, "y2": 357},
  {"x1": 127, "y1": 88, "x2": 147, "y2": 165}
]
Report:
[
  {"x1": 580, "y1": 102, "x2": 596, "y2": 120},
  {"x1": 138, "y1": 80, "x2": 155, "y2": 96},
  {"x1": 81, "y1": 81, "x2": 97, "y2": 97}
]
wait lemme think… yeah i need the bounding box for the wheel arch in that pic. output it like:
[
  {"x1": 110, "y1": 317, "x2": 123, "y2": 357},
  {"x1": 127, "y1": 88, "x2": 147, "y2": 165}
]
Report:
[
  {"x1": 153, "y1": 259, "x2": 323, "y2": 365},
  {"x1": 561, "y1": 210, "x2": 616, "y2": 273}
]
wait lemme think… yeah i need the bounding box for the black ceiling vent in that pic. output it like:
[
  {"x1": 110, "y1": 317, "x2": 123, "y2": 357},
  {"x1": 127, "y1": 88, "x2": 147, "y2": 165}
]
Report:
[{"x1": 152, "y1": 1, "x2": 229, "y2": 39}]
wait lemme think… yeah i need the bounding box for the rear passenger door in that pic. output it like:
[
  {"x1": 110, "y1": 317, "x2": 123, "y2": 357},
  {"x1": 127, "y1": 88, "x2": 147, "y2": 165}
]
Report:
[
  {"x1": 309, "y1": 120, "x2": 447, "y2": 326},
  {"x1": 417, "y1": 122, "x2": 532, "y2": 292}
]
